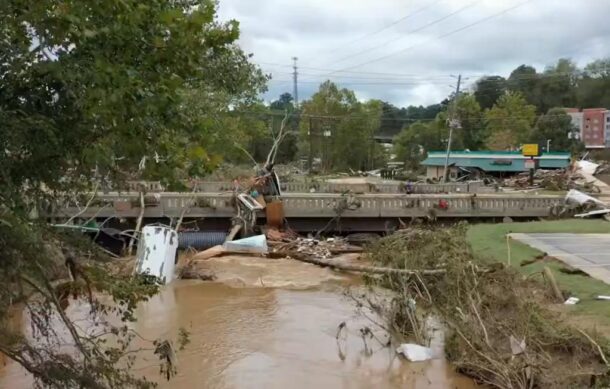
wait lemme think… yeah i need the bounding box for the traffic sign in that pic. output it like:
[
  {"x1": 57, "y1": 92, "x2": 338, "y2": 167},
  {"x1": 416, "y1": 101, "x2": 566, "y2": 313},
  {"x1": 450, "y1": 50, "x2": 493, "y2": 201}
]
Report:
[{"x1": 522, "y1": 144, "x2": 539, "y2": 157}]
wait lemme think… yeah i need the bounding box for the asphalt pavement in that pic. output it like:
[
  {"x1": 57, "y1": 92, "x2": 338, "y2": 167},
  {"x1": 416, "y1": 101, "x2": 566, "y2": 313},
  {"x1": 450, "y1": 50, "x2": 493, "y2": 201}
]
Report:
[{"x1": 511, "y1": 233, "x2": 610, "y2": 285}]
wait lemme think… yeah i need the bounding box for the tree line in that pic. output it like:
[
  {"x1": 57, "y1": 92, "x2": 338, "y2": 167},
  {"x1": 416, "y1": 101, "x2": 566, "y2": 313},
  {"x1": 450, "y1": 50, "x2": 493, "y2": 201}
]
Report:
[
  {"x1": 393, "y1": 58, "x2": 610, "y2": 166},
  {"x1": 236, "y1": 58, "x2": 610, "y2": 172}
]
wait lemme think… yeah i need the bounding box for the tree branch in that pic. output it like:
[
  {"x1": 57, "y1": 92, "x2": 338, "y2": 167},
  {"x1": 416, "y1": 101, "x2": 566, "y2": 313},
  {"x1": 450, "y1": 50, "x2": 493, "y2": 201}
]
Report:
[{"x1": 65, "y1": 182, "x2": 100, "y2": 225}]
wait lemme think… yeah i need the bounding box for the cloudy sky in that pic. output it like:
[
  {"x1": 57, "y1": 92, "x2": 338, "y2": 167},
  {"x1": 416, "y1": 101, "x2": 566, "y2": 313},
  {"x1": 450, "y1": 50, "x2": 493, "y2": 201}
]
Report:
[{"x1": 218, "y1": 0, "x2": 610, "y2": 107}]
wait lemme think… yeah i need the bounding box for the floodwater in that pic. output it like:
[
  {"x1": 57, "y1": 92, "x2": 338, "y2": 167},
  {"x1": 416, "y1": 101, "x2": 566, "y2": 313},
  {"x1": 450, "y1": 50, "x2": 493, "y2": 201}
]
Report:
[{"x1": 0, "y1": 257, "x2": 476, "y2": 389}]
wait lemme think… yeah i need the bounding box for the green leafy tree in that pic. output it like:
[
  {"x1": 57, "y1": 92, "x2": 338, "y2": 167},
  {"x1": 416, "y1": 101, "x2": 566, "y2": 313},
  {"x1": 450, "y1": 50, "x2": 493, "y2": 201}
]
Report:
[
  {"x1": 377, "y1": 102, "x2": 408, "y2": 138},
  {"x1": 0, "y1": 0, "x2": 265, "y2": 387},
  {"x1": 485, "y1": 92, "x2": 537, "y2": 150},
  {"x1": 331, "y1": 99, "x2": 383, "y2": 171},
  {"x1": 454, "y1": 94, "x2": 486, "y2": 150},
  {"x1": 507, "y1": 65, "x2": 540, "y2": 107},
  {"x1": 577, "y1": 59, "x2": 610, "y2": 108},
  {"x1": 270, "y1": 93, "x2": 295, "y2": 111},
  {"x1": 299, "y1": 81, "x2": 383, "y2": 171},
  {"x1": 405, "y1": 104, "x2": 443, "y2": 121},
  {"x1": 394, "y1": 119, "x2": 446, "y2": 168},
  {"x1": 474, "y1": 76, "x2": 507, "y2": 110},
  {"x1": 537, "y1": 59, "x2": 578, "y2": 112},
  {"x1": 530, "y1": 108, "x2": 583, "y2": 152}
]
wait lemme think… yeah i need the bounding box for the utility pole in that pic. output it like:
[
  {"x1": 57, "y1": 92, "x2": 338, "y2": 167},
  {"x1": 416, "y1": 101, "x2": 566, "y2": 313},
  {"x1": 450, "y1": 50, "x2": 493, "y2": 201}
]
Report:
[
  {"x1": 308, "y1": 116, "x2": 313, "y2": 172},
  {"x1": 292, "y1": 57, "x2": 299, "y2": 109},
  {"x1": 443, "y1": 74, "x2": 462, "y2": 183}
]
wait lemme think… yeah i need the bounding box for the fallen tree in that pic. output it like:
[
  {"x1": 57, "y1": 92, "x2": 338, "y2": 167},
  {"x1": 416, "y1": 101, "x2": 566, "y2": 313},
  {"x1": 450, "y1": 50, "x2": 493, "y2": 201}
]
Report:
[{"x1": 276, "y1": 251, "x2": 447, "y2": 275}]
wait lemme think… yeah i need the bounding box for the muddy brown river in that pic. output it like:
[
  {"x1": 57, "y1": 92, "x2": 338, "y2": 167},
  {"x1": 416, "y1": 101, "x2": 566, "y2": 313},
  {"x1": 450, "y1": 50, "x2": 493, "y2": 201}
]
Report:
[{"x1": 0, "y1": 257, "x2": 476, "y2": 388}]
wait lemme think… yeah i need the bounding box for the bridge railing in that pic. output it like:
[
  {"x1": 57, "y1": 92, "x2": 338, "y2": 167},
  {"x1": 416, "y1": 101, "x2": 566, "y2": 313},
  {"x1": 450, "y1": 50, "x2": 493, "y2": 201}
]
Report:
[
  {"x1": 278, "y1": 193, "x2": 561, "y2": 218},
  {"x1": 117, "y1": 180, "x2": 495, "y2": 194},
  {"x1": 50, "y1": 192, "x2": 563, "y2": 219},
  {"x1": 187, "y1": 180, "x2": 492, "y2": 194}
]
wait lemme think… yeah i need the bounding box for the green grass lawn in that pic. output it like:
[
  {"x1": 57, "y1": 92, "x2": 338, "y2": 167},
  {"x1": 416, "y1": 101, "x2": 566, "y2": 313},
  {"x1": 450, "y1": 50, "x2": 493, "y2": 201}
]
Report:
[{"x1": 467, "y1": 220, "x2": 610, "y2": 331}]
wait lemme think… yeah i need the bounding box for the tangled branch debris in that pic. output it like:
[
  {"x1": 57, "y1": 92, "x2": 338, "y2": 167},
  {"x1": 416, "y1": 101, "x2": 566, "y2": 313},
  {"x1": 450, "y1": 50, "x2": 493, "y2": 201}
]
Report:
[{"x1": 366, "y1": 225, "x2": 610, "y2": 389}]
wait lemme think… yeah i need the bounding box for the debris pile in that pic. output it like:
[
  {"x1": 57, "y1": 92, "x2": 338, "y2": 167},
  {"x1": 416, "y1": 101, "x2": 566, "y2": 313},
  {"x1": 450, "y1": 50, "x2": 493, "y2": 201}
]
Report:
[
  {"x1": 365, "y1": 225, "x2": 610, "y2": 389},
  {"x1": 501, "y1": 160, "x2": 610, "y2": 196},
  {"x1": 270, "y1": 237, "x2": 363, "y2": 259},
  {"x1": 502, "y1": 168, "x2": 593, "y2": 191}
]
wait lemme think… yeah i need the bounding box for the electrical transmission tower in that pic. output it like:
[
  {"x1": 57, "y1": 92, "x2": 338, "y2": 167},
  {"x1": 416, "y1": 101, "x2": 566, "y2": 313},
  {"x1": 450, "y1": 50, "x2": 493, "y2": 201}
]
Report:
[{"x1": 292, "y1": 57, "x2": 299, "y2": 109}]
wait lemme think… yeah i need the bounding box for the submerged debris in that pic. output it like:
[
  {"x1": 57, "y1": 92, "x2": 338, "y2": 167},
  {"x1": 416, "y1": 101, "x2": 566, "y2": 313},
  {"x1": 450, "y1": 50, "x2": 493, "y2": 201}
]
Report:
[{"x1": 396, "y1": 343, "x2": 435, "y2": 361}]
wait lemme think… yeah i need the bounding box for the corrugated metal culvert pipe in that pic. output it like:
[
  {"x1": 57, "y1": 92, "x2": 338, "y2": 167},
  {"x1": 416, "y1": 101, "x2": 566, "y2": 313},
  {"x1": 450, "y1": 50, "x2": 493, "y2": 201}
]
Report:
[{"x1": 178, "y1": 231, "x2": 227, "y2": 250}]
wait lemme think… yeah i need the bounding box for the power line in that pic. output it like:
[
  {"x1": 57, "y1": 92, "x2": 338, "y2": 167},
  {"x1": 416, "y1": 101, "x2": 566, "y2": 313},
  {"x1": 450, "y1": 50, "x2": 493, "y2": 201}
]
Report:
[
  {"x1": 329, "y1": 1, "x2": 480, "y2": 66},
  {"x1": 266, "y1": 70, "x2": 455, "y2": 81},
  {"x1": 267, "y1": 79, "x2": 458, "y2": 86},
  {"x1": 262, "y1": 63, "x2": 590, "y2": 83},
  {"x1": 267, "y1": 69, "x2": 587, "y2": 85},
  {"x1": 315, "y1": 0, "x2": 535, "y2": 77},
  {"x1": 335, "y1": 0, "x2": 445, "y2": 49},
  {"x1": 259, "y1": 61, "x2": 488, "y2": 79}
]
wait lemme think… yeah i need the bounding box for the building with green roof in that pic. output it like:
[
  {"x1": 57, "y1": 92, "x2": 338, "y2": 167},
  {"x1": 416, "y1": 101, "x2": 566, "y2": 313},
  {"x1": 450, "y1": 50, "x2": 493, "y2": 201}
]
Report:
[{"x1": 421, "y1": 150, "x2": 571, "y2": 180}]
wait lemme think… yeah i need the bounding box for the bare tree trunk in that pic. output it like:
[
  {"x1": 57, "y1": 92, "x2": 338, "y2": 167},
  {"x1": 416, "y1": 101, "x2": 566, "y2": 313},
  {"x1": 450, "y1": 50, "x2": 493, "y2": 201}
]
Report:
[
  {"x1": 128, "y1": 191, "x2": 145, "y2": 256},
  {"x1": 65, "y1": 182, "x2": 100, "y2": 225},
  {"x1": 283, "y1": 252, "x2": 447, "y2": 276},
  {"x1": 175, "y1": 187, "x2": 197, "y2": 233}
]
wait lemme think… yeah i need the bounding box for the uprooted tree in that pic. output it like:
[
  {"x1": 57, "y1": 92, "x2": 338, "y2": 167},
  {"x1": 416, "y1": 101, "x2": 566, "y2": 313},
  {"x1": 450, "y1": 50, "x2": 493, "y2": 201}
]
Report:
[{"x1": 0, "y1": 0, "x2": 266, "y2": 387}]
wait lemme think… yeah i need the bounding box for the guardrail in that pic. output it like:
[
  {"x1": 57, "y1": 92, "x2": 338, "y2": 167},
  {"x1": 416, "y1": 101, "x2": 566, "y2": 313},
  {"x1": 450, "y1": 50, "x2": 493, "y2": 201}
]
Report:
[
  {"x1": 49, "y1": 192, "x2": 563, "y2": 220},
  {"x1": 191, "y1": 180, "x2": 491, "y2": 194}
]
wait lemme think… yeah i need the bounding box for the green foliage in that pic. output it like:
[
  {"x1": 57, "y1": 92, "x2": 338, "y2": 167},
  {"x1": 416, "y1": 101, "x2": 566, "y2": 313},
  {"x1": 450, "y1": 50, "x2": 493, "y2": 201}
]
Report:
[
  {"x1": 393, "y1": 93, "x2": 483, "y2": 167},
  {"x1": 393, "y1": 120, "x2": 445, "y2": 168},
  {"x1": 578, "y1": 59, "x2": 610, "y2": 108},
  {"x1": 507, "y1": 64, "x2": 542, "y2": 109},
  {"x1": 0, "y1": 215, "x2": 168, "y2": 388},
  {"x1": 0, "y1": 0, "x2": 267, "y2": 200},
  {"x1": 0, "y1": 0, "x2": 265, "y2": 387},
  {"x1": 476, "y1": 58, "x2": 610, "y2": 114},
  {"x1": 474, "y1": 76, "x2": 507, "y2": 110},
  {"x1": 454, "y1": 94, "x2": 486, "y2": 150},
  {"x1": 485, "y1": 92, "x2": 537, "y2": 149},
  {"x1": 531, "y1": 108, "x2": 583, "y2": 152},
  {"x1": 536, "y1": 59, "x2": 578, "y2": 112},
  {"x1": 299, "y1": 82, "x2": 383, "y2": 171}
]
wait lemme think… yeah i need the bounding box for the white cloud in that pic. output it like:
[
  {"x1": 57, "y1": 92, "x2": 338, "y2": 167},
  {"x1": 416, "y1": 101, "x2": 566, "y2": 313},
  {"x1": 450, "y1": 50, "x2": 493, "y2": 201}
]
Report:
[{"x1": 218, "y1": 0, "x2": 610, "y2": 106}]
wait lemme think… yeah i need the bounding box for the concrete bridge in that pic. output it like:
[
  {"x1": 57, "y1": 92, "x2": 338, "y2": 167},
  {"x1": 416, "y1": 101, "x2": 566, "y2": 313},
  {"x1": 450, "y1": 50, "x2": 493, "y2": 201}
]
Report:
[
  {"x1": 51, "y1": 192, "x2": 563, "y2": 221},
  {"x1": 127, "y1": 180, "x2": 493, "y2": 195}
]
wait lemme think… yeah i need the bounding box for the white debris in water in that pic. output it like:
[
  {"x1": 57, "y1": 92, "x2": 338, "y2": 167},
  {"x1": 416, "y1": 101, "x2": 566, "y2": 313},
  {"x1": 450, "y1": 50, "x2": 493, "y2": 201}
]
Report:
[
  {"x1": 396, "y1": 343, "x2": 434, "y2": 362},
  {"x1": 135, "y1": 225, "x2": 178, "y2": 284}
]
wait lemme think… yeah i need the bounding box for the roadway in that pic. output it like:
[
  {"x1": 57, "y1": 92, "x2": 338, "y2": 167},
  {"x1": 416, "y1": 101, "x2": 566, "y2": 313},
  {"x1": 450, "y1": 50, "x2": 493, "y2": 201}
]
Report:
[{"x1": 511, "y1": 233, "x2": 610, "y2": 285}]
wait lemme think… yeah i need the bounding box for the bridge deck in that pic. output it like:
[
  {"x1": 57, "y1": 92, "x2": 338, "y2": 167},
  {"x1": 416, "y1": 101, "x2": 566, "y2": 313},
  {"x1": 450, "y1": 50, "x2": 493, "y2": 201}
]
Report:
[{"x1": 49, "y1": 192, "x2": 564, "y2": 220}]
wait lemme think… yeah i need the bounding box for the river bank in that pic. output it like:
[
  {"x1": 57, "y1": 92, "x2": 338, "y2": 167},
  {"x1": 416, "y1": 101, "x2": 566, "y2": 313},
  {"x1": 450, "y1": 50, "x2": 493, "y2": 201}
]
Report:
[{"x1": 366, "y1": 224, "x2": 610, "y2": 388}]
